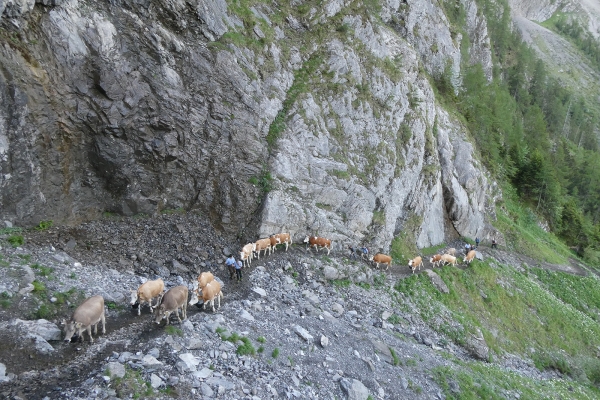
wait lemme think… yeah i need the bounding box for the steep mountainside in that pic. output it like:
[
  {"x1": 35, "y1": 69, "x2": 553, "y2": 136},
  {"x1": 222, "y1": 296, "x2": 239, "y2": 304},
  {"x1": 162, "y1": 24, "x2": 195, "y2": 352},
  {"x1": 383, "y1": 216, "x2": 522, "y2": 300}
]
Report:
[{"x1": 0, "y1": 0, "x2": 502, "y2": 252}]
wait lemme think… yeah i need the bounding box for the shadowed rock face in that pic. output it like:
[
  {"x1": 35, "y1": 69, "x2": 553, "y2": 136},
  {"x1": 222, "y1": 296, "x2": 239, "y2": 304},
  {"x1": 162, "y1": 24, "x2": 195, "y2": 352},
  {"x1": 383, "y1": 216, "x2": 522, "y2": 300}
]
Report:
[{"x1": 1, "y1": 0, "x2": 501, "y2": 247}]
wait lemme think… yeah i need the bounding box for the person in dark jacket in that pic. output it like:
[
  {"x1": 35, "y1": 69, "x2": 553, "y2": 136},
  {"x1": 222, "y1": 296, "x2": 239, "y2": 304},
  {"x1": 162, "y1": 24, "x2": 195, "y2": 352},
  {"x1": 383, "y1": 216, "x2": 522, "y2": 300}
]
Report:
[{"x1": 235, "y1": 259, "x2": 243, "y2": 282}]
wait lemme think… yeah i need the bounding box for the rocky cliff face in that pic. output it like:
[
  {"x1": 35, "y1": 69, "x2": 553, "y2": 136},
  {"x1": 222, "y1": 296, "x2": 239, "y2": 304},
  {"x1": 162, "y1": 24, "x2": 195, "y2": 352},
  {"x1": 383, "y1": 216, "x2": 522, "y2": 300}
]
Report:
[{"x1": 0, "y1": 0, "x2": 501, "y2": 250}]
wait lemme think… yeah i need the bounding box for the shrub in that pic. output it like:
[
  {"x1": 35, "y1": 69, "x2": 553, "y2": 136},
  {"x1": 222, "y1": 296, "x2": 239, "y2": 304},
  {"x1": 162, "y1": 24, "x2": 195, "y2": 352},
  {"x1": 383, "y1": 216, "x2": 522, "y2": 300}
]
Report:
[
  {"x1": 236, "y1": 337, "x2": 256, "y2": 356},
  {"x1": 7, "y1": 235, "x2": 24, "y2": 247},
  {"x1": 272, "y1": 348, "x2": 280, "y2": 358},
  {"x1": 257, "y1": 336, "x2": 266, "y2": 343},
  {"x1": 35, "y1": 220, "x2": 53, "y2": 231},
  {"x1": 32, "y1": 280, "x2": 46, "y2": 293}
]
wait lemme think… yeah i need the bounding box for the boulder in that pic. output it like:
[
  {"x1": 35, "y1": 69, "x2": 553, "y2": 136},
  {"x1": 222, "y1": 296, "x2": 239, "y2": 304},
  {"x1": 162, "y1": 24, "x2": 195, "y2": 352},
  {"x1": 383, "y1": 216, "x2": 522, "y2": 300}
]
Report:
[
  {"x1": 425, "y1": 269, "x2": 449, "y2": 294},
  {"x1": 340, "y1": 378, "x2": 369, "y2": 400}
]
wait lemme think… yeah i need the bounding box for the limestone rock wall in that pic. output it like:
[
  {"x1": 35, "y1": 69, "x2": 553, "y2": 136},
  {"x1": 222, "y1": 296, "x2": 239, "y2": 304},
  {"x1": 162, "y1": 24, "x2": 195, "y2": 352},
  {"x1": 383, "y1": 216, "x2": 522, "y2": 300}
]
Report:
[{"x1": 1, "y1": 0, "x2": 500, "y2": 250}]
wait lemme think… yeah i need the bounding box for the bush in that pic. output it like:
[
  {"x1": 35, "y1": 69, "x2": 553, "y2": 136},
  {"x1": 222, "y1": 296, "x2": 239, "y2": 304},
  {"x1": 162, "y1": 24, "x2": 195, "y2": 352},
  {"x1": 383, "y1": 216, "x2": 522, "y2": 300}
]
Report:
[
  {"x1": 236, "y1": 337, "x2": 256, "y2": 356},
  {"x1": 35, "y1": 220, "x2": 53, "y2": 231},
  {"x1": 7, "y1": 235, "x2": 24, "y2": 247},
  {"x1": 272, "y1": 348, "x2": 280, "y2": 358}
]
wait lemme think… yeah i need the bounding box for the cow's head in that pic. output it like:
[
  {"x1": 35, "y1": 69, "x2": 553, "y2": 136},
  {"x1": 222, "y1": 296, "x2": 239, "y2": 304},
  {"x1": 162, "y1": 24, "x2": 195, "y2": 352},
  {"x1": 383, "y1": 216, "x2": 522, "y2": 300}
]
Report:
[
  {"x1": 130, "y1": 290, "x2": 138, "y2": 305},
  {"x1": 154, "y1": 305, "x2": 166, "y2": 324},
  {"x1": 368, "y1": 255, "x2": 374, "y2": 262},
  {"x1": 303, "y1": 236, "x2": 309, "y2": 243},
  {"x1": 63, "y1": 320, "x2": 82, "y2": 342},
  {"x1": 188, "y1": 290, "x2": 200, "y2": 306}
]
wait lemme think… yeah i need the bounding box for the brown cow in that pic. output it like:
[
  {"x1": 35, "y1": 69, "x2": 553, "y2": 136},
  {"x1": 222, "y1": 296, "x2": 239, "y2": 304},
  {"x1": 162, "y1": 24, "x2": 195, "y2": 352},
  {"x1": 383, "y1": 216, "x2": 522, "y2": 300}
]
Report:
[
  {"x1": 155, "y1": 286, "x2": 188, "y2": 325},
  {"x1": 254, "y1": 238, "x2": 272, "y2": 259},
  {"x1": 408, "y1": 256, "x2": 423, "y2": 274},
  {"x1": 441, "y1": 254, "x2": 457, "y2": 266},
  {"x1": 369, "y1": 253, "x2": 392, "y2": 270},
  {"x1": 464, "y1": 250, "x2": 477, "y2": 265},
  {"x1": 270, "y1": 233, "x2": 292, "y2": 252},
  {"x1": 304, "y1": 236, "x2": 332, "y2": 255},
  {"x1": 197, "y1": 272, "x2": 214, "y2": 289},
  {"x1": 130, "y1": 278, "x2": 164, "y2": 315},
  {"x1": 240, "y1": 243, "x2": 255, "y2": 267},
  {"x1": 429, "y1": 254, "x2": 442, "y2": 268},
  {"x1": 63, "y1": 295, "x2": 106, "y2": 343},
  {"x1": 189, "y1": 280, "x2": 223, "y2": 312}
]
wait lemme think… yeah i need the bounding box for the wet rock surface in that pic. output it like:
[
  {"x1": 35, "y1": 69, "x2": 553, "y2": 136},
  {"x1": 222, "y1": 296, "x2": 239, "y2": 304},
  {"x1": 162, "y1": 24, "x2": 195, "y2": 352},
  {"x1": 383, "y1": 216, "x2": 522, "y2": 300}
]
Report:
[{"x1": 0, "y1": 215, "x2": 577, "y2": 399}]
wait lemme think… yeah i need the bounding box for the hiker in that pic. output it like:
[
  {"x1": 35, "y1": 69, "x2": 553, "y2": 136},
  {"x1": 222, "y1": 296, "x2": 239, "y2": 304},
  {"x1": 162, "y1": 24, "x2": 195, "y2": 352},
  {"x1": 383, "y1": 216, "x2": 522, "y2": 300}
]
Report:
[
  {"x1": 348, "y1": 245, "x2": 357, "y2": 260},
  {"x1": 491, "y1": 238, "x2": 497, "y2": 249},
  {"x1": 225, "y1": 254, "x2": 236, "y2": 280},
  {"x1": 235, "y1": 258, "x2": 243, "y2": 282},
  {"x1": 465, "y1": 242, "x2": 471, "y2": 253},
  {"x1": 475, "y1": 237, "x2": 480, "y2": 248},
  {"x1": 361, "y1": 246, "x2": 369, "y2": 260}
]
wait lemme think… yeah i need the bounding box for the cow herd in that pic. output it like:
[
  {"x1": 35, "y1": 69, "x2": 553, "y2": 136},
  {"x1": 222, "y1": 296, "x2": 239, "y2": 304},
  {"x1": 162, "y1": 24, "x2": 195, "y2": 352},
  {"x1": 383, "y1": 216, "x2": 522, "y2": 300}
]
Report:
[{"x1": 61, "y1": 233, "x2": 479, "y2": 343}]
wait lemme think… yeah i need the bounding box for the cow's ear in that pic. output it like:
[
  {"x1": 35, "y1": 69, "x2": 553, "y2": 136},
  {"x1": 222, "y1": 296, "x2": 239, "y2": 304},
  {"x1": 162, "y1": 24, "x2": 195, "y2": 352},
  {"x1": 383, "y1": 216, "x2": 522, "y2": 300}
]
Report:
[{"x1": 60, "y1": 319, "x2": 66, "y2": 326}]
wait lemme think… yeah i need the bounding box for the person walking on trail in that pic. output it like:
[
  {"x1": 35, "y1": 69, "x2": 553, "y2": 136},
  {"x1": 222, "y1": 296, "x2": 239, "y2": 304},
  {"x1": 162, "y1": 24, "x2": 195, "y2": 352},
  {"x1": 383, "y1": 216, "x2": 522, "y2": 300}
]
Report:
[
  {"x1": 226, "y1": 254, "x2": 235, "y2": 267},
  {"x1": 361, "y1": 246, "x2": 369, "y2": 260},
  {"x1": 348, "y1": 245, "x2": 357, "y2": 260},
  {"x1": 235, "y1": 259, "x2": 243, "y2": 282},
  {"x1": 226, "y1": 255, "x2": 236, "y2": 280},
  {"x1": 465, "y1": 242, "x2": 471, "y2": 253},
  {"x1": 491, "y1": 238, "x2": 497, "y2": 249},
  {"x1": 475, "y1": 237, "x2": 480, "y2": 248}
]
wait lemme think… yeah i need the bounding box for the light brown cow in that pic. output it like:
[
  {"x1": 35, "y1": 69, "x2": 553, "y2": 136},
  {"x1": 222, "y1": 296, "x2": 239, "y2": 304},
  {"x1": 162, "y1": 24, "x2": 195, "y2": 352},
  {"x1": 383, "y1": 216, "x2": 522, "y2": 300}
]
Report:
[
  {"x1": 254, "y1": 238, "x2": 272, "y2": 259},
  {"x1": 130, "y1": 278, "x2": 164, "y2": 316},
  {"x1": 270, "y1": 233, "x2": 292, "y2": 252},
  {"x1": 429, "y1": 254, "x2": 442, "y2": 268},
  {"x1": 197, "y1": 272, "x2": 214, "y2": 289},
  {"x1": 441, "y1": 254, "x2": 457, "y2": 266},
  {"x1": 240, "y1": 243, "x2": 255, "y2": 267},
  {"x1": 155, "y1": 286, "x2": 188, "y2": 325},
  {"x1": 408, "y1": 256, "x2": 423, "y2": 274},
  {"x1": 189, "y1": 280, "x2": 223, "y2": 312},
  {"x1": 63, "y1": 295, "x2": 106, "y2": 343},
  {"x1": 370, "y1": 253, "x2": 392, "y2": 270},
  {"x1": 464, "y1": 250, "x2": 477, "y2": 265},
  {"x1": 304, "y1": 236, "x2": 332, "y2": 255}
]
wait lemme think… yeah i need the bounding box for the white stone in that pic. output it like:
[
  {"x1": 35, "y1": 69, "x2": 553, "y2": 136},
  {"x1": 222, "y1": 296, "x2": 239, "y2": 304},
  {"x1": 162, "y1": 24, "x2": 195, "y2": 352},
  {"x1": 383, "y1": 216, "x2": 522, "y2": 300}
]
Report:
[
  {"x1": 252, "y1": 287, "x2": 267, "y2": 297},
  {"x1": 141, "y1": 355, "x2": 162, "y2": 367},
  {"x1": 150, "y1": 374, "x2": 164, "y2": 389},
  {"x1": 178, "y1": 353, "x2": 200, "y2": 371},
  {"x1": 294, "y1": 325, "x2": 313, "y2": 342}
]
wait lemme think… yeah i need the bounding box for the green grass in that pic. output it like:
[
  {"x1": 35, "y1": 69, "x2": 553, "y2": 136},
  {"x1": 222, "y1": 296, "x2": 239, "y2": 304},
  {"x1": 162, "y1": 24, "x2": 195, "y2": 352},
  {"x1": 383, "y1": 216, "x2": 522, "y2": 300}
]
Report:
[
  {"x1": 434, "y1": 362, "x2": 600, "y2": 399},
  {"x1": 35, "y1": 220, "x2": 53, "y2": 231},
  {"x1": 236, "y1": 337, "x2": 256, "y2": 356},
  {"x1": 112, "y1": 366, "x2": 154, "y2": 399},
  {"x1": 332, "y1": 279, "x2": 352, "y2": 287},
  {"x1": 165, "y1": 326, "x2": 183, "y2": 336},
  {"x1": 31, "y1": 263, "x2": 54, "y2": 277},
  {"x1": 389, "y1": 347, "x2": 400, "y2": 366},
  {"x1": 257, "y1": 336, "x2": 266, "y2": 343},
  {"x1": 394, "y1": 260, "x2": 600, "y2": 384},
  {"x1": 386, "y1": 314, "x2": 402, "y2": 324},
  {"x1": 0, "y1": 292, "x2": 11, "y2": 309},
  {"x1": 7, "y1": 235, "x2": 24, "y2": 247},
  {"x1": 272, "y1": 348, "x2": 280, "y2": 358},
  {"x1": 32, "y1": 280, "x2": 46, "y2": 293}
]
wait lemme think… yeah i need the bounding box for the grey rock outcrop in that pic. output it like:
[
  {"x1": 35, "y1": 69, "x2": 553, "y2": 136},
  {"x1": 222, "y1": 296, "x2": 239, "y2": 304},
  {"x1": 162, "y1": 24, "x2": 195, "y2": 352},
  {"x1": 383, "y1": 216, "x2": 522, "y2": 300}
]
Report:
[{"x1": 1, "y1": 0, "x2": 500, "y2": 251}]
